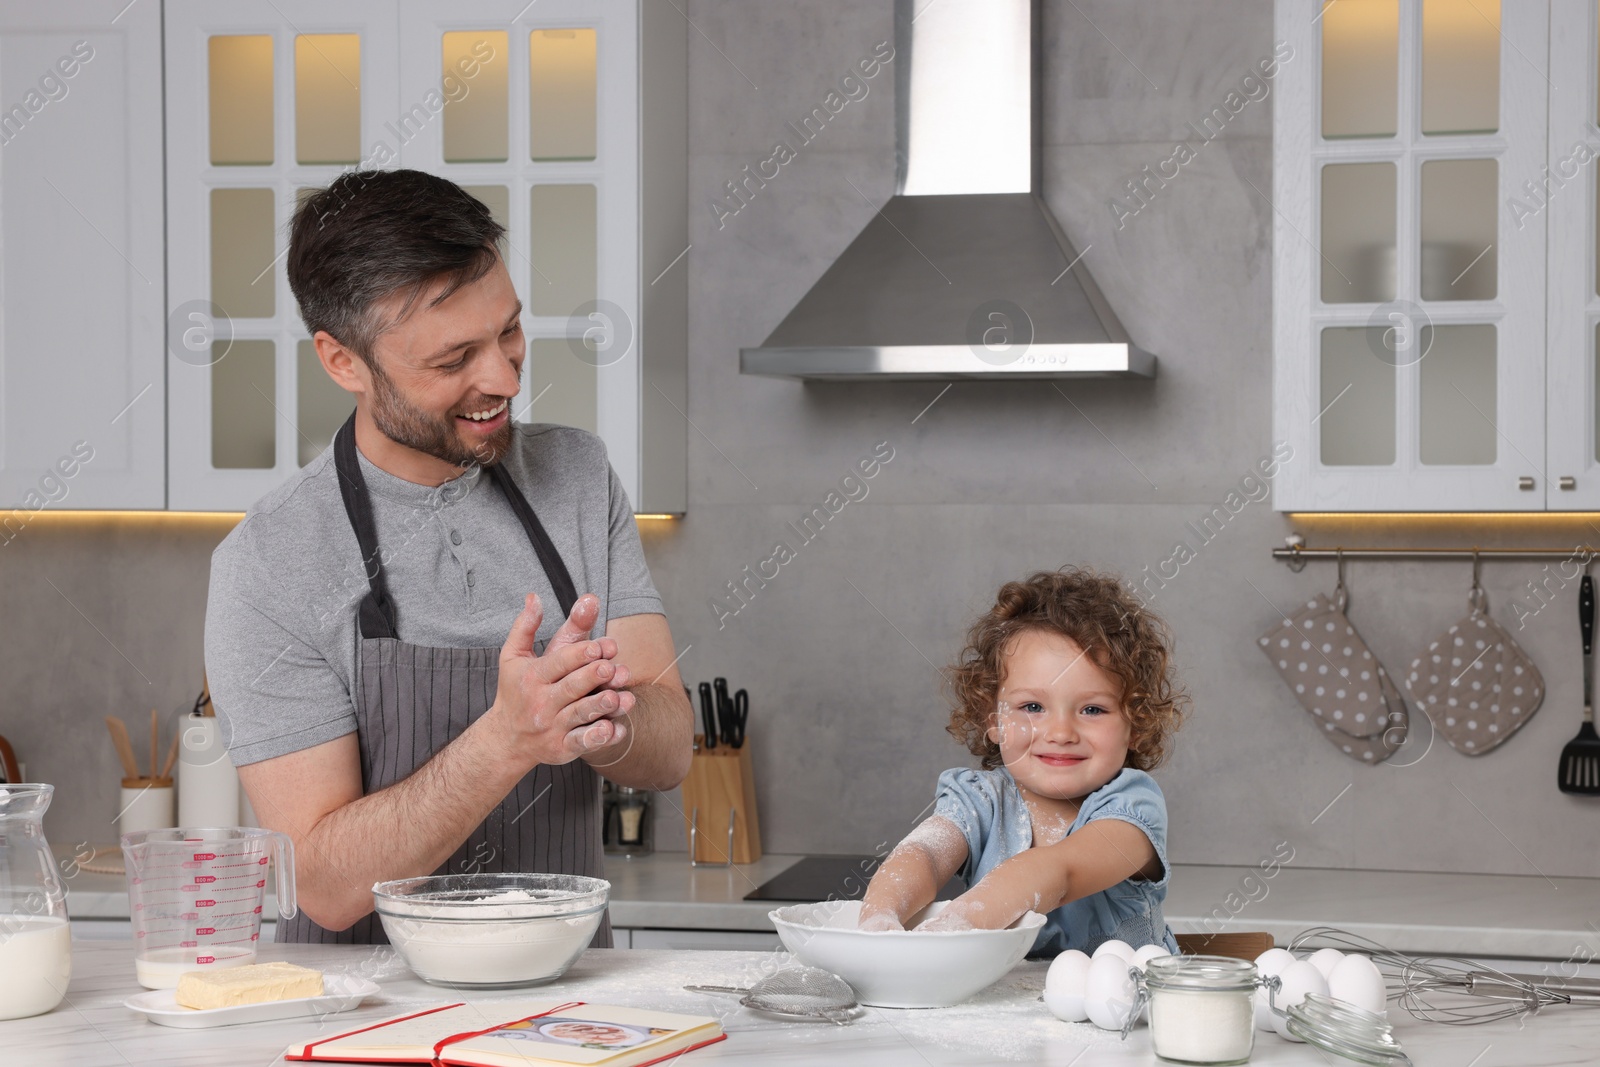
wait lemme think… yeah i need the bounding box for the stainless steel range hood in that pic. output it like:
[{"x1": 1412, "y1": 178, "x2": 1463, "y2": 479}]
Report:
[{"x1": 740, "y1": 0, "x2": 1156, "y2": 382}]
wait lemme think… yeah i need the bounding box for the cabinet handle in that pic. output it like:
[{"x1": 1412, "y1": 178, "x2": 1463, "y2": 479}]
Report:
[
  {"x1": 1561, "y1": 476, "x2": 1577, "y2": 490},
  {"x1": 1519, "y1": 476, "x2": 1536, "y2": 490}
]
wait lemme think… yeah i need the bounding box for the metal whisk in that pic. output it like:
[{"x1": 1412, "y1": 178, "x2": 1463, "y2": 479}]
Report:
[{"x1": 1290, "y1": 926, "x2": 1600, "y2": 1025}]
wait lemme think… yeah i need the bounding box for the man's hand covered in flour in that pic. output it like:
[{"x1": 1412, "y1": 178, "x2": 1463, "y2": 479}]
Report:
[{"x1": 491, "y1": 592, "x2": 634, "y2": 765}]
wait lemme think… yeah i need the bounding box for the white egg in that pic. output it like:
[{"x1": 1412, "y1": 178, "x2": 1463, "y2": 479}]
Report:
[
  {"x1": 1043, "y1": 950, "x2": 1093, "y2": 1022},
  {"x1": 1271, "y1": 961, "x2": 1330, "y2": 1042},
  {"x1": 1132, "y1": 944, "x2": 1172, "y2": 971},
  {"x1": 1091, "y1": 939, "x2": 1136, "y2": 963},
  {"x1": 1327, "y1": 953, "x2": 1387, "y2": 1016},
  {"x1": 1254, "y1": 947, "x2": 1298, "y2": 975},
  {"x1": 1083, "y1": 952, "x2": 1139, "y2": 1031},
  {"x1": 1306, "y1": 947, "x2": 1346, "y2": 980},
  {"x1": 1252, "y1": 948, "x2": 1297, "y2": 1031}
]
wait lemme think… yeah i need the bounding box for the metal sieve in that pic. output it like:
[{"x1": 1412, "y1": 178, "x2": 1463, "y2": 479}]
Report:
[{"x1": 685, "y1": 966, "x2": 863, "y2": 1024}]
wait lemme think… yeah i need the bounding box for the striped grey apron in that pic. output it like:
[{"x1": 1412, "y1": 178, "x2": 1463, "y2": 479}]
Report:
[{"x1": 277, "y1": 414, "x2": 609, "y2": 945}]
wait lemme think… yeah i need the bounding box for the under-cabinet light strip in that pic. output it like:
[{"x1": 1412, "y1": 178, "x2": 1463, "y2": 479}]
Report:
[{"x1": 3, "y1": 511, "x2": 681, "y2": 522}]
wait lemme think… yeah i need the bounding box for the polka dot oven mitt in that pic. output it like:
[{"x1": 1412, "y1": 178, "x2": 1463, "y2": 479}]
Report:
[
  {"x1": 1258, "y1": 592, "x2": 1410, "y2": 763},
  {"x1": 1404, "y1": 593, "x2": 1544, "y2": 756}
]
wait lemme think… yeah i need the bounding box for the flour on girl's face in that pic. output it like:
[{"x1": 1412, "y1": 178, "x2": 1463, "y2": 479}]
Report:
[{"x1": 987, "y1": 630, "x2": 1132, "y2": 809}]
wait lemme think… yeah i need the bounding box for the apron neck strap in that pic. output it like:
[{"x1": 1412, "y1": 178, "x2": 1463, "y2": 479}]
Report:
[
  {"x1": 334, "y1": 413, "x2": 399, "y2": 639},
  {"x1": 333, "y1": 413, "x2": 583, "y2": 636},
  {"x1": 488, "y1": 461, "x2": 580, "y2": 619}
]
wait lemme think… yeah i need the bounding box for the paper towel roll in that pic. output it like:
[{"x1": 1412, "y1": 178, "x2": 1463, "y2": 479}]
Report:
[{"x1": 177, "y1": 714, "x2": 239, "y2": 828}]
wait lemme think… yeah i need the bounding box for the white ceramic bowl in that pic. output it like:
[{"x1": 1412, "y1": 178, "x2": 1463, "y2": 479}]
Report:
[
  {"x1": 769, "y1": 900, "x2": 1046, "y2": 1008},
  {"x1": 372, "y1": 873, "x2": 608, "y2": 988}
]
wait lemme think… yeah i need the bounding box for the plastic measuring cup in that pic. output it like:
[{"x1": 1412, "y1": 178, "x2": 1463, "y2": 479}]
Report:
[{"x1": 120, "y1": 827, "x2": 297, "y2": 989}]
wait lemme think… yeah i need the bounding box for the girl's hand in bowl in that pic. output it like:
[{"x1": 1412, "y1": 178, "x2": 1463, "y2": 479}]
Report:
[
  {"x1": 914, "y1": 901, "x2": 978, "y2": 932},
  {"x1": 857, "y1": 909, "x2": 905, "y2": 933}
]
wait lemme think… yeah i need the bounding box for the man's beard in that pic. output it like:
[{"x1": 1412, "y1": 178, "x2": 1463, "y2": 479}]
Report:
[{"x1": 367, "y1": 363, "x2": 513, "y2": 470}]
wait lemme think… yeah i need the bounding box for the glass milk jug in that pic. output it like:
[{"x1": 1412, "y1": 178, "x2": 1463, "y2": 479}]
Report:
[{"x1": 0, "y1": 784, "x2": 72, "y2": 1020}]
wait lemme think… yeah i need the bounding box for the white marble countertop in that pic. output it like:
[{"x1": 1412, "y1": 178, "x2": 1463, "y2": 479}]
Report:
[
  {"x1": 7, "y1": 940, "x2": 1600, "y2": 1066},
  {"x1": 65, "y1": 847, "x2": 1600, "y2": 959}
]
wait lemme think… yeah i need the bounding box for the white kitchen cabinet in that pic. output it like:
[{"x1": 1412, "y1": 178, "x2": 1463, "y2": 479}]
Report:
[
  {"x1": 67, "y1": 920, "x2": 132, "y2": 942},
  {"x1": 0, "y1": 1, "x2": 164, "y2": 512},
  {"x1": 1272, "y1": 0, "x2": 1552, "y2": 512},
  {"x1": 622, "y1": 928, "x2": 783, "y2": 952},
  {"x1": 1545, "y1": 0, "x2": 1600, "y2": 507},
  {"x1": 163, "y1": 0, "x2": 685, "y2": 514}
]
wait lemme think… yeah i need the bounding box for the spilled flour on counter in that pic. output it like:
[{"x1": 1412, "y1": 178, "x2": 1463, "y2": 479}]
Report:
[
  {"x1": 866, "y1": 965, "x2": 1122, "y2": 1062},
  {"x1": 361, "y1": 949, "x2": 1124, "y2": 1062}
]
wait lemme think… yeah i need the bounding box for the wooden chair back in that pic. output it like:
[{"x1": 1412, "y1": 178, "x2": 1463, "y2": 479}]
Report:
[{"x1": 1175, "y1": 931, "x2": 1275, "y2": 961}]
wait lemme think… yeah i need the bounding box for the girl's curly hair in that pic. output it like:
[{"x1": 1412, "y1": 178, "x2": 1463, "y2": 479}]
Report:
[{"x1": 947, "y1": 568, "x2": 1188, "y2": 772}]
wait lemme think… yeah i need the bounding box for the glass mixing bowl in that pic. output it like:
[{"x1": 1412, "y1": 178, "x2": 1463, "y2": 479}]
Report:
[{"x1": 372, "y1": 873, "x2": 609, "y2": 988}]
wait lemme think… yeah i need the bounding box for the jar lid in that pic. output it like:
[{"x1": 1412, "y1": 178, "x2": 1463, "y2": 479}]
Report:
[
  {"x1": 1285, "y1": 994, "x2": 1412, "y2": 1066},
  {"x1": 1145, "y1": 953, "x2": 1258, "y2": 992}
]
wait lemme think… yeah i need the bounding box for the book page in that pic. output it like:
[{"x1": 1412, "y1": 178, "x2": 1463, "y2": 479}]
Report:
[{"x1": 449, "y1": 1005, "x2": 716, "y2": 1066}]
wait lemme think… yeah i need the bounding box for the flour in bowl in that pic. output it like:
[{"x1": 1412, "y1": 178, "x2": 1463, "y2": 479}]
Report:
[{"x1": 457, "y1": 888, "x2": 545, "y2": 917}]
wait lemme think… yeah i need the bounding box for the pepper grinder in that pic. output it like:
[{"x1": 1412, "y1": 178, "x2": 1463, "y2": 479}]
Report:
[{"x1": 605, "y1": 787, "x2": 652, "y2": 856}]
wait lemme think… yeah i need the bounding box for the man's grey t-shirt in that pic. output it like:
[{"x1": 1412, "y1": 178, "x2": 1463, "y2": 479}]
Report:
[{"x1": 204, "y1": 424, "x2": 663, "y2": 766}]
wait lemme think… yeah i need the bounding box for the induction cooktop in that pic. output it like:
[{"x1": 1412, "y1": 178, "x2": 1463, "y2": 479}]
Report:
[{"x1": 742, "y1": 854, "x2": 964, "y2": 903}]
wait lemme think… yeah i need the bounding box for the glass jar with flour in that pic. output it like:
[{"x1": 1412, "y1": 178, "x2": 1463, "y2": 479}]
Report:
[{"x1": 1144, "y1": 954, "x2": 1259, "y2": 1065}]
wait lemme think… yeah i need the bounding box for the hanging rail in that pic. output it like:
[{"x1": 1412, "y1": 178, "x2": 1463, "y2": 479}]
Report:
[{"x1": 1272, "y1": 537, "x2": 1598, "y2": 573}]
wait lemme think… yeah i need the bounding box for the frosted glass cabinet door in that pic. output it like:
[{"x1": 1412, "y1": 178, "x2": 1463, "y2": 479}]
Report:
[
  {"x1": 165, "y1": 0, "x2": 682, "y2": 514},
  {"x1": 397, "y1": 0, "x2": 647, "y2": 507},
  {"x1": 1272, "y1": 0, "x2": 1548, "y2": 511},
  {"x1": 165, "y1": 0, "x2": 400, "y2": 511},
  {"x1": 0, "y1": 1, "x2": 165, "y2": 510}
]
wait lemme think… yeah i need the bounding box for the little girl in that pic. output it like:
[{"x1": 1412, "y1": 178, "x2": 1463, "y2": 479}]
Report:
[{"x1": 860, "y1": 568, "x2": 1188, "y2": 956}]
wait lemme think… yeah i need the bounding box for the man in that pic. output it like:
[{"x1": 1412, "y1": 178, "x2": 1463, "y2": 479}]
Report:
[{"x1": 204, "y1": 169, "x2": 692, "y2": 944}]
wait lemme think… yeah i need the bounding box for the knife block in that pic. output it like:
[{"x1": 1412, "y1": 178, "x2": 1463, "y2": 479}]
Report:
[{"x1": 679, "y1": 736, "x2": 761, "y2": 865}]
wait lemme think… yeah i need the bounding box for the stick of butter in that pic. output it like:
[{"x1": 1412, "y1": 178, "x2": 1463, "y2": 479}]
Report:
[{"x1": 175, "y1": 961, "x2": 325, "y2": 1010}]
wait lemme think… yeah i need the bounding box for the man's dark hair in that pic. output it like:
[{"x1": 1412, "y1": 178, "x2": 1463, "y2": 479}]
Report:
[{"x1": 287, "y1": 169, "x2": 507, "y2": 364}]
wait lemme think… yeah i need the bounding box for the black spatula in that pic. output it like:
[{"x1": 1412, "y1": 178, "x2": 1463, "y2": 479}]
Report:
[{"x1": 1559, "y1": 575, "x2": 1600, "y2": 794}]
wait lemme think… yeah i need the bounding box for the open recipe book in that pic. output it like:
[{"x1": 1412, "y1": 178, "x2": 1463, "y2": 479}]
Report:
[{"x1": 284, "y1": 1001, "x2": 726, "y2": 1067}]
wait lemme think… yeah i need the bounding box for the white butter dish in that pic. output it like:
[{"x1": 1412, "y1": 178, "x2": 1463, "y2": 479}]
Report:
[{"x1": 123, "y1": 973, "x2": 379, "y2": 1029}]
